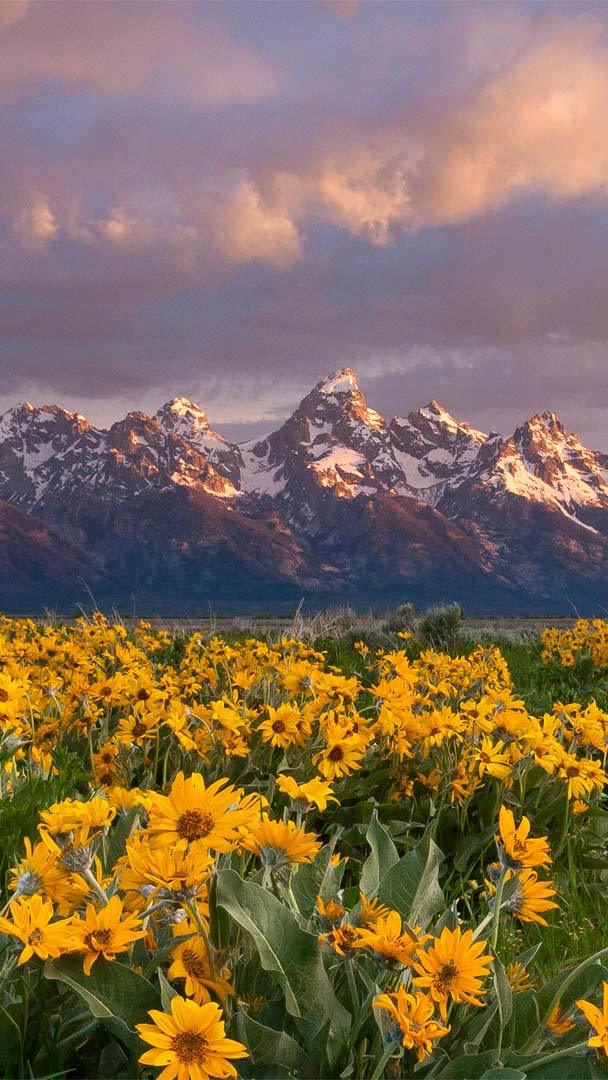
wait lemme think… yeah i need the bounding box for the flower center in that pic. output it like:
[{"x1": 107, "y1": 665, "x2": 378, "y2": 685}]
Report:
[
  {"x1": 328, "y1": 746, "x2": 344, "y2": 762},
  {"x1": 0, "y1": 689, "x2": 9, "y2": 702},
  {"x1": 271, "y1": 720, "x2": 286, "y2": 733},
  {"x1": 436, "y1": 960, "x2": 459, "y2": 990},
  {"x1": 85, "y1": 928, "x2": 113, "y2": 951},
  {"x1": 182, "y1": 946, "x2": 209, "y2": 980},
  {"x1": 132, "y1": 722, "x2": 148, "y2": 738},
  {"x1": 28, "y1": 929, "x2": 43, "y2": 945},
  {"x1": 177, "y1": 809, "x2": 214, "y2": 842},
  {"x1": 171, "y1": 1031, "x2": 209, "y2": 1065}
]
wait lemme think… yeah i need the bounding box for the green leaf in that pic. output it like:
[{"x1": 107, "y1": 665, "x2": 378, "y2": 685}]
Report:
[
  {"x1": 377, "y1": 834, "x2": 444, "y2": 928},
  {"x1": 291, "y1": 844, "x2": 343, "y2": 920},
  {"x1": 436, "y1": 1050, "x2": 499, "y2": 1078},
  {"x1": 104, "y1": 808, "x2": 139, "y2": 872},
  {"x1": 493, "y1": 956, "x2": 513, "y2": 1032},
  {"x1": 0, "y1": 1002, "x2": 22, "y2": 1074},
  {"x1": 157, "y1": 968, "x2": 178, "y2": 1011},
  {"x1": 216, "y1": 868, "x2": 350, "y2": 1045},
  {"x1": 360, "y1": 810, "x2": 399, "y2": 898},
  {"x1": 44, "y1": 955, "x2": 161, "y2": 1036},
  {"x1": 481, "y1": 1070, "x2": 526, "y2": 1080},
  {"x1": 233, "y1": 1011, "x2": 312, "y2": 1077}
]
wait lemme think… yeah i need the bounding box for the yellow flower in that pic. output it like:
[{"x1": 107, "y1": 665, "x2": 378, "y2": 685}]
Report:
[
  {"x1": 9, "y1": 837, "x2": 90, "y2": 913},
  {"x1": 0, "y1": 894, "x2": 69, "y2": 964},
  {"x1": 497, "y1": 806, "x2": 552, "y2": 870},
  {"x1": 120, "y1": 839, "x2": 212, "y2": 910},
  {"x1": 258, "y1": 704, "x2": 303, "y2": 748},
  {"x1": 146, "y1": 772, "x2": 260, "y2": 853},
  {"x1": 506, "y1": 961, "x2": 535, "y2": 995},
  {"x1": 168, "y1": 937, "x2": 234, "y2": 1005},
  {"x1": 578, "y1": 981, "x2": 608, "y2": 1056},
  {"x1": 502, "y1": 869, "x2": 558, "y2": 926},
  {"x1": 474, "y1": 738, "x2": 512, "y2": 781},
  {"x1": 413, "y1": 927, "x2": 494, "y2": 1019},
  {"x1": 241, "y1": 815, "x2": 321, "y2": 872},
  {"x1": 68, "y1": 895, "x2": 145, "y2": 975},
  {"x1": 374, "y1": 987, "x2": 450, "y2": 1062},
  {"x1": 359, "y1": 893, "x2": 390, "y2": 927},
  {"x1": 276, "y1": 774, "x2": 338, "y2": 812},
  {"x1": 319, "y1": 923, "x2": 367, "y2": 957},
  {"x1": 137, "y1": 996, "x2": 248, "y2": 1080},
  {"x1": 314, "y1": 729, "x2": 367, "y2": 781},
  {"x1": 353, "y1": 910, "x2": 429, "y2": 967},
  {"x1": 317, "y1": 896, "x2": 345, "y2": 924},
  {"x1": 547, "y1": 1002, "x2": 576, "y2": 1035},
  {"x1": 556, "y1": 752, "x2": 607, "y2": 800}
]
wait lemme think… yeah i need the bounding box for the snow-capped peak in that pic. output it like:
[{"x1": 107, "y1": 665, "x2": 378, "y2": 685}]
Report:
[
  {"x1": 315, "y1": 368, "x2": 360, "y2": 398},
  {"x1": 156, "y1": 397, "x2": 210, "y2": 429}
]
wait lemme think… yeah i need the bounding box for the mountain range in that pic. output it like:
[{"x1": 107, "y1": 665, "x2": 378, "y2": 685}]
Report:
[{"x1": 2, "y1": 368, "x2": 608, "y2": 614}]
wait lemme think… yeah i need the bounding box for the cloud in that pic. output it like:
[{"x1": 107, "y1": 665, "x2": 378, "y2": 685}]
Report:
[
  {"x1": 408, "y1": 16, "x2": 608, "y2": 224},
  {"x1": 0, "y1": 1, "x2": 30, "y2": 29},
  {"x1": 214, "y1": 181, "x2": 302, "y2": 267},
  {"x1": 0, "y1": 2, "x2": 276, "y2": 105},
  {"x1": 14, "y1": 196, "x2": 57, "y2": 242}
]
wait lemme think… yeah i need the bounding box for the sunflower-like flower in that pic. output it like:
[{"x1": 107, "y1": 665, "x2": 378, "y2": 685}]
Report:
[
  {"x1": 489, "y1": 869, "x2": 558, "y2": 926},
  {"x1": 547, "y1": 1002, "x2": 576, "y2": 1035},
  {"x1": 316, "y1": 895, "x2": 345, "y2": 925},
  {"x1": 506, "y1": 960, "x2": 535, "y2": 995},
  {"x1": 0, "y1": 894, "x2": 70, "y2": 964},
  {"x1": 578, "y1": 981, "x2": 608, "y2": 1056},
  {"x1": 68, "y1": 895, "x2": 145, "y2": 975},
  {"x1": 359, "y1": 893, "x2": 390, "y2": 927},
  {"x1": 9, "y1": 837, "x2": 90, "y2": 913},
  {"x1": 319, "y1": 923, "x2": 367, "y2": 957},
  {"x1": 352, "y1": 910, "x2": 430, "y2": 968},
  {"x1": 258, "y1": 704, "x2": 303, "y2": 749},
  {"x1": 276, "y1": 774, "x2": 338, "y2": 812},
  {"x1": 39, "y1": 796, "x2": 116, "y2": 854},
  {"x1": 168, "y1": 935, "x2": 234, "y2": 1005},
  {"x1": 120, "y1": 837, "x2": 213, "y2": 910},
  {"x1": 413, "y1": 927, "x2": 493, "y2": 1019},
  {"x1": 374, "y1": 986, "x2": 450, "y2": 1062},
  {"x1": 146, "y1": 772, "x2": 261, "y2": 853},
  {"x1": 137, "y1": 996, "x2": 248, "y2": 1080},
  {"x1": 473, "y1": 738, "x2": 512, "y2": 781},
  {"x1": 497, "y1": 807, "x2": 552, "y2": 870},
  {"x1": 241, "y1": 815, "x2": 321, "y2": 873},
  {"x1": 314, "y1": 727, "x2": 367, "y2": 782}
]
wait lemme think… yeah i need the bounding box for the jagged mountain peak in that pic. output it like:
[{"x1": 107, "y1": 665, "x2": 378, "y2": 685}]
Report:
[
  {"x1": 515, "y1": 410, "x2": 565, "y2": 441},
  {"x1": 156, "y1": 396, "x2": 209, "y2": 425},
  {"x1": 315, "y1": 368, "x2": 360, "y2": 397}
]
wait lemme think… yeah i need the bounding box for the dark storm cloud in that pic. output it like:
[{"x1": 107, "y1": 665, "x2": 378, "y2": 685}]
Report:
[{"x1": 1, "y1": 1, "x2": 608, "y2": 447}]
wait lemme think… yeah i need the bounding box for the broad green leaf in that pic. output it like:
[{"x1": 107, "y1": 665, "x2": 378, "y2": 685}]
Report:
[
  {"x1": 377, "y1": 834, "x2": 444, "y2": 927},
  {"x1": 157, "y1": 968, "x2": 178, "y2": 1011},
  {"x1": 0, "y1": 1002, "x2": 22, "y2": 1074},
  {"x1": 217, "y1": 868, "x2": 350, "y2": 1045},
  {"x1": 45, "y1": 955, "x2": 161, "y2": 1036},
  {"x1": 493, "y1": 956, "x2": 513, "y2": 1032},
  {"x1": 360, "y1": 810, "x2": 399, "y2": 897},
  {"x1": 291, "y1": 843, "x2": 343, "y2": 920},
  {"x1": 104, "y1": 808, "x2": 140, "y2": 872},
  {"x1": 233, "y1": 1011, "x2": 312, "y2": 1077},
  {"x1": 481, "y1": 1070, "x2": 525, "y2": 1079},
  {"x1": 436, "y1": 1050, "x2": 499, "y2": 1078}
]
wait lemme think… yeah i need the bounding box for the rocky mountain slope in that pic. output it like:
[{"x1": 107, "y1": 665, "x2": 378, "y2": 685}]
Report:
[{"x1": 1, "y1": 370, "x2": 607, "y2": 612}]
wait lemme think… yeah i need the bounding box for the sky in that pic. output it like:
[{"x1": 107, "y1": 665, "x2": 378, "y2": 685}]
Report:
[{"x1": 2, "y1": 0, "x2": 608, "y2": 446}]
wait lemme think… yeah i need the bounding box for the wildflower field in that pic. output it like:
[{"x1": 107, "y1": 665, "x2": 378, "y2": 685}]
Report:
[{"x1": 3, "y1": 616, "x2": 608, "y2": 1079}]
